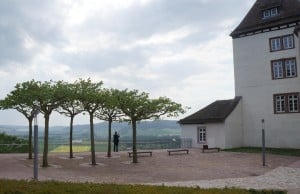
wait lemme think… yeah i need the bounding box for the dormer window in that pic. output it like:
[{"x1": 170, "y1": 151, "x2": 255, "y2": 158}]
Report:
[{"x1": 262, "y1": 7, "x2": 279, "y2": 19}]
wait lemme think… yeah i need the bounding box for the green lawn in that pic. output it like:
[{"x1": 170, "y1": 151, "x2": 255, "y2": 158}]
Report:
[
  {"x1": 223, "y1": 147, "x2": 300, "y2": 157},
  {"x1": 50, "y1": 142, "x2": 110, "y2": 153},
  {"x1": 0, "y1": 179, "x2": 286, "y2": 194},
  {"x1": 50, "y1": 145, "x2": 91, "y2": 153}
]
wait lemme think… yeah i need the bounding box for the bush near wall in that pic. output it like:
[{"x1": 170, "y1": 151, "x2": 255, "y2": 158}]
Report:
[{"x1": 0, "y1": 179, "x2": 286, "y2": 194}]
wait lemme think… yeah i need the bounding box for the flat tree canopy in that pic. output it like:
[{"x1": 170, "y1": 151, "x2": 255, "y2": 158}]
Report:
[
  {"x1": 117, "y1": 89, "x2": 185, "y2": 163},
  {"x1": 0, "y1": 79, "x2": 186, "y2": 166}
]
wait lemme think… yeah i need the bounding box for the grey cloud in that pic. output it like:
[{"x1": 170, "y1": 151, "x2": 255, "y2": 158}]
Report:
[
  {"x1": 0, "y1": 25, "x2": 29, "y2": 65},
  {"x1": 0, "y1": 0, "x2": 255, "y2": 125},
  {"x1": 0, "y1": 1, "x2": 65, "y2": 66},
  {"x1": 54, "y1": 46, "x2": 149, "y2": 72},
  {"x1": 85, "y1": 0, "x2": 249, "y2": 39}
]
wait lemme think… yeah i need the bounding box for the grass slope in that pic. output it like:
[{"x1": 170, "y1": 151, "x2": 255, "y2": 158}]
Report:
[
  {"x1": 223, "y1": 147, "x2": 300, "y2": 157},
  {"x1": 0, "y1": 179, "x2": 286, "y2": 194}
]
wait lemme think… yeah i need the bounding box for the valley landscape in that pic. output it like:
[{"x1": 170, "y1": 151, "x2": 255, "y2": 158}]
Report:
[{"x1": 0, "y1": 120, "x2": 182, "y2": 152}]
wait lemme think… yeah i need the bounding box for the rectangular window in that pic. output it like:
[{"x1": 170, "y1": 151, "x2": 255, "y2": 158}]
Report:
[
  {"x1": 275, "y1": 95, "x2": 285, "y2": 113},
  {"x1": 274, "y1": 93, "x2": 300, "y2": 114},
  {"x1": 283, "y1": 35, "x2": 294, "y2": 49},
  {"x1": 270, "y1": 38, "x2": 281, "y2": 51},
  {"x1": 263, "y1": 10, "x2": 271, "y2": 18},
  {"x1": 288, "y1": 94, "x2": 299, "y2": 112},
  {"x1": 272, "y1": 60, "x2": 283, "y2": 79},
  {"x1": 197, "y1": 127, "x2": 206, "y2": 143},
  {"x1": 271, "y1": 8, "x2": 278, "y2": 16},
  {"x1": 270, "y1": 34, "x2": 294, "y2": 52},
  {"x1": 271, "y1": 58, "x2": 297, "y2": 79},
  {"x1": 285, "y1": 59, "x2": 297, "y2": 78}
]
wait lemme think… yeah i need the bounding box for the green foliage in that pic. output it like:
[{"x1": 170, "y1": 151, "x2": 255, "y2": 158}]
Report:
[
  {"x1": 223, "y1": 147, "x2": 300, "y2": 157},
  {"x1": 116, "y1": 89, "x2": 186, "y2": 163},
  {"x1": 75, "y1": 78, "x2": 105, "y2": 165},
  {"x1": 0, "y1": 133, "x2": 28, "y2": 153},
  {"x1": 118, "y1": 89, "x2": 185, "y2": 122},
  {"x1": 0, "y1": 78, "x2": 186, "y2": 165},
  {"x1": 0, "y1": 179, "x2": 286, "y2": 194},
  {"x1": 75, "y1": 78, "x2": 104, "y2": 114},
  {"x1": 0, "y1": 80, "x2": 40, "y2": 159},
  {"x1": 95, "y1": 88, "x2": 124, "y2": 122},
  {"x1": 56, "y1": 81, "x2": 84, "y2": 117},
  {"x1": 55, "y1": 81, "x2": 85, "y2": 158},
  {"x1": 95, "y1": 88, "x2": 125, "y2": 157}
]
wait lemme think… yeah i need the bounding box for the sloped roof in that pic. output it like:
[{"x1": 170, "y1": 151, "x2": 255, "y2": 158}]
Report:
[
  {"x1": 231, "y1": 0, "x2": 300, "y2": 38},
  {"x1": 178, "y1": 96, "x2": 241, "y2": 125}
]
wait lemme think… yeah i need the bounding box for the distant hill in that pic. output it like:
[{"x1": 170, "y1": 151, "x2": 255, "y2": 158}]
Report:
[{"x1": 0, "y1": 120, "x2": 181, "y2": 141}]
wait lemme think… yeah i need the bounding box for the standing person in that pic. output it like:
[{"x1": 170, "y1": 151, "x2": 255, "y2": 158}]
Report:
[{"x1": 113, "y1": 131, "x2": 120, "y2": 152}]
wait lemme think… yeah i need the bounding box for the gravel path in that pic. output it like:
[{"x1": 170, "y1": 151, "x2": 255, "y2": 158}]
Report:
[{"x1": 148, "y1": 166, "x2": 300, "y2": 193}]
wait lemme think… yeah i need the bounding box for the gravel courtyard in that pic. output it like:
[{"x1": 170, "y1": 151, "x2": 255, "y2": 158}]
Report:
[{"x1": 0, "y1": 148, "x2": 299, "y2": 185}]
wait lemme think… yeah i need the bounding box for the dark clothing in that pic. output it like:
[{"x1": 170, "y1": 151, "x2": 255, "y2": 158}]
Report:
[{"x1": 113, "y1": 133, "x2": 120, "y2": 152}]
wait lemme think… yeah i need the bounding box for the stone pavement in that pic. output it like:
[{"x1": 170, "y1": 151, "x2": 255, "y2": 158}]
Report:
[
  {"x1": 1, "y1": 151, "x2": 299, "y2": 193},
  {"x1": 149, "y1": 160, "x2": 300, "y2": 194}
]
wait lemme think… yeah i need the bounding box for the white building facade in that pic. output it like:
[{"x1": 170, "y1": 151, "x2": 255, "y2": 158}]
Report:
[{"x1": 180, "y1": 0, "x2": 300, "y2": 149}]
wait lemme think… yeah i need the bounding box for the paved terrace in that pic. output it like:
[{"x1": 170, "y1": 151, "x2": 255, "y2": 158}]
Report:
[{"x1": 0, "y1": 149, "x2": 299, "y2": 193}]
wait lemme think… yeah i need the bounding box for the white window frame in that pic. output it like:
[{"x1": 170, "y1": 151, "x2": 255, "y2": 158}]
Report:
[
  {"x1": 274, "y1": 93, "x2": 300, "y2": 114},
  {"x1": 275, "y1": 95, "x2": 285, "y2": 113},
  {"x1": 270, "y1": 38, "x2": 281, "y2": 51},
  {"x1": 270, "y1": 34, "x2": 294, "y2": 52},
  {"x1": 272, "y1": 58, "x2": 297, "y2": 79},
  {"x1": 263, "y1": 7, "x2": 279, "y2": 19},
  {"x1": 288, "y1": 95, "x2": 299, "y2": 112},
  {"x1": 197, "y1": 127, "x2": 206, "y2": 144},
  {"x1": 270, "y1": 8, "x2": 278, "y2": 16},
  {"x1": 263, "y1": 10, "x2": 271, "y2": 18},
  {"x1": 285, "y1": 59, "x2": 297, "y2": 78},
  {"x1": 272, "y1": 61, "x2": 283, "y2": 79},
  {"x1": 283, "y1": 35, "x2": 294, "y2": 49}
]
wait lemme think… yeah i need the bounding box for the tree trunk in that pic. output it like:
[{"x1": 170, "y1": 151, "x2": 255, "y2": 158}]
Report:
[
  {"x1": 132, "y1": 120, "x2": 138, "y2": 163},
  {"x1": 90, "y1": 113, "x2": 96, "y2": 165},
  {"x1": 28, "y1": 119, "x2": 33, "y2": 159},
  {"x1": 69, "y1": 116, "x2": 74, "y2": 158},
  {"x1": 107, "y1": 118, "x2": 112, "y2": 157},
  {"x1": 42, "y1": 114, "x2": 49, "y2": 167}
]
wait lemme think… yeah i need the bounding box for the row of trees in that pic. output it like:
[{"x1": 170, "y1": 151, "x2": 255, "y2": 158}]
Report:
[{"x1": 0, "y1": 79, "x2": 185, "y2": 166}]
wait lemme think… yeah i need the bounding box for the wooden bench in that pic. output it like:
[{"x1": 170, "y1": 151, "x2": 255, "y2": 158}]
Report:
[
  {"x1": 128, "y1": 151, "x2": 152, "y2": 157},
  {"x1": 202, "y1": 145, "x2": 220, "y2": 153},
  {"x1": 167, "y1": 149, "x2": 189, "y2": 156}
]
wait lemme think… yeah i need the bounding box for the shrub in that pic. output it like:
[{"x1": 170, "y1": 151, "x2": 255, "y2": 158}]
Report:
[{"x1": 0, "y1": 133, "x2": 28, "y2": 153}]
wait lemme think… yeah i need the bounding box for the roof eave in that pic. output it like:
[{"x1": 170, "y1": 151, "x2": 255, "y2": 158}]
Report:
[{"x1": 231, "y1": 16, "x2": 300, "y2": 38}]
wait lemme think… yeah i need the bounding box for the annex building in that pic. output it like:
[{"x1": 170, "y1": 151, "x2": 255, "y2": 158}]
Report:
[{"x1": 179, "y1": 0, "x2": 300, "y2": 149}]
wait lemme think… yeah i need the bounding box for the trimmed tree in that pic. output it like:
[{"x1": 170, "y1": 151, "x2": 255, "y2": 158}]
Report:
[
  {"x1": 117, "y1": 89, "x2": 185, "y2": 163},
  {"x1": 0, "y1": 81, "x2": 37, "y2": 159},
  {"x1": 56, "y1": 81, "x2": 83, "y2": 158},
  {"x1": 95, "y1": 88, "x2": 124, "y2": 157},
  {"x1": 32, "y1": 80, "x2": 66, "y2": 167},
  {"x1": 76, "y1": 78, "x2": 104, "y2": 165}
]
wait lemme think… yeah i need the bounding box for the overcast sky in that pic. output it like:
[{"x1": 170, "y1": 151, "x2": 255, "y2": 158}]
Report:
[{"x1": 0, "y1": 0, "x2": 255, "y2": 126}]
